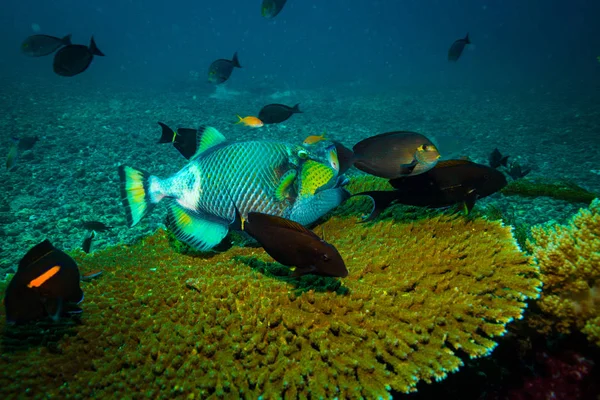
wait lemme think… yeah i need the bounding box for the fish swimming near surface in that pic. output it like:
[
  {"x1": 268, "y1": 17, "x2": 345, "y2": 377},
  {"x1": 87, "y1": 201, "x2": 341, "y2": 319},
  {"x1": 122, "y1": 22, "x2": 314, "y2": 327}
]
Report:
[
  {"x1": 489, "y1": 148, "x2": 509, "y2": 169},
  {"x1": 82, "y1": 231, "x2": 96, "y2": 254},
  {"x1": 21, "y1": 34, "x2": 72, "y2": 57},
  {"x1": 231, "y1": 208, "x2": 348, "y2": 278},
  {"x1": 354, "y1": 159, "x2": 507, "y2": 221},
  {"x1": 235, "y1": 115, "x2": 264, "y2": 128},
  {"x1": 352, "y1": 131, "x2": 441, "y2": 179},
  {"x1": 448, "y1": 33, "x2": 471, "y2": 62},
  {"x1": 4, "y1": 239, "x2": 84, "y2": 324},
  {"x1": 258, "y1": 103, "x2": 302, "y2": 124},
  {"x1": 82, "y1": 221, "x2": 112, "y2": 232},
  {"x1": 261, "y1": 0, "x2": 288, "y2": 19},
  {"x1": 53, "y1": 36, "x2": 104, "y2": 77},
  {"x1": 119, "y1": 126, "x2": 349, "y2": 251},
  {"x1": 208, "y1": 52, "x2": 241, "y2": 84},
  {"x1": 157, "y1": 122, "x2": 198, "y2": 159}
]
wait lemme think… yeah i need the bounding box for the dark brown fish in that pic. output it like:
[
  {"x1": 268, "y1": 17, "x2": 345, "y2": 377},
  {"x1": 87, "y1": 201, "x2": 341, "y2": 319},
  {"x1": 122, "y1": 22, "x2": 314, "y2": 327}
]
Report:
[
  {"x1": 258, "y1": 103, "x2": 302, "y2": 124},
  {"x1": 208, "y1": 52, "x2": 241, "y2": 84},
  {"x1": 21, "y1": 34, "x2": 71, "y2": 57},
  {"x1": 231, "y1": 209, "x2": 348, "y2": 278},
  {"x1": 4, "y1": 239, "x2": 84, "y2": 324},
  {"x1": 82, "y1": 221, "x2": 112, "y2": 232},
  {"x1": 53, "y1": 36, "x2": 104, "y2": 77},
  {"x1": 448, "y1": 33, "x2": 471, "y2": 62},
  {"x1": 157, "y1": 122, "x2": 198, "y2": 159},
  {"x1": 352, "y1": 131, "x2": 441, "y2": 179},
  {"x1": 354, "y1": 159, "x2": 507, "y2": 220},
  {"x1": 489, "y1": 148, "x2": 509, "y2": 169},
  {"x1": 82, "y1": 231, "x2": 96, "y2": 254}
]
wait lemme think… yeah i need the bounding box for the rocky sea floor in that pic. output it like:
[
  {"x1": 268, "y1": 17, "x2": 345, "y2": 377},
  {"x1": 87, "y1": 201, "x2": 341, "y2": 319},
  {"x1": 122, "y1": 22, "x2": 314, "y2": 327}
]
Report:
[{"x1": 1, "y1": 78, "x2": 599, "y2": 274}]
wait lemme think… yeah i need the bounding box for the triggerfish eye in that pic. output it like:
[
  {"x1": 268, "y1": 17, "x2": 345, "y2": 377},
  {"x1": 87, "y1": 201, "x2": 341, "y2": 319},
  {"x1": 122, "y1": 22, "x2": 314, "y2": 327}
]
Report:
[{"x1": 297, "y1": 149, "x2": 308, "y2": 159}]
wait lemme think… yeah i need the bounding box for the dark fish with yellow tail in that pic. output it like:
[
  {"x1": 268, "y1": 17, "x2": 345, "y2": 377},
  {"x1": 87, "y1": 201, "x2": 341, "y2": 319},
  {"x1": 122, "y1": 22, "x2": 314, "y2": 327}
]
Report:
[
  {"x1": 119, "y1": 126, "x2": 348, "y2": 252},
  {"x1": 231, "y1": 207, "x2": 348, "y2": 278},
  {"x1": 208, "y1": 52, "x2": 241, "y2": 84},
  {"x1": 258, "y1": 103, "x2": 302, "y2": 124},
  {"x1": 354, "y1": 159, "x2": 507, "y2": 221},
  {"x1": 21, "y1": 34, "x2": 72, "y2": 57},
  {"x1": 53, "y1": 36, "x2": 104, "y2": 77},
  {"x1": 157, "y1": 122, "x2": 199, "y2": 159},
  {"x1": 352, "y1": 131, "x2": 441, "y2": 179},
  {"x1": 4, "y1": 239, "x2": 84, "y2": 324},
  {"x1": 261, "y1": 0, "x2": 287, "y2": 19},
  {"x1": 448, "y1": 33, "x2": 471, "y2": 62}
]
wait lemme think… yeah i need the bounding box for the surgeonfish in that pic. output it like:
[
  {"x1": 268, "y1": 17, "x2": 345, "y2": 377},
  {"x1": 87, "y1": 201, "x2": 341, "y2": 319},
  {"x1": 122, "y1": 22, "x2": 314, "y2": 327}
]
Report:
[
  {"x1": 53, "y1": 36, "x2": 104, "y2": 77},
  {"x1": 21, "y1": 34, "x2": 72, "y2": 57}
]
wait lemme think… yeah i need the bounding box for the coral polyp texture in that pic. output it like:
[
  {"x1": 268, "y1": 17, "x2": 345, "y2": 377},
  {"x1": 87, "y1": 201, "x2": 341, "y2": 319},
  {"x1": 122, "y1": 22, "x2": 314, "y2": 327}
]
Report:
[
  {"x1": 527, "y1": 198, "x2": 600, "y2": 345},
  {"x1": 0, "y1": 200, "x2": 541, "y2": 398}
]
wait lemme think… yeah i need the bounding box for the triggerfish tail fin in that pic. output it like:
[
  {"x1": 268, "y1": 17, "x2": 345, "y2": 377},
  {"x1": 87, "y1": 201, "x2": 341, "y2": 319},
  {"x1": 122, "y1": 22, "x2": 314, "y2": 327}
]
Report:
[
  {"x1": 62, "y1": 34, "x2": 72, "y2": 46},
  {"x1": 118, "y1": 165, "x2": 163, "y2": 227},
  {"x1": 157, "y1": 122, "x2": 176, "y2": 144},
  {"x1": 231, "y1": 52, "x2": 241, "y2": 68},
  {"x1": 89, "y1": 36, "x2": 104, "y2": 57},
  {"x1": 166, "y1": 203, "x2": 229, "y2": 251},
  {"x1": 292, "y1": 103, "x2": 302, "y2": 113}
]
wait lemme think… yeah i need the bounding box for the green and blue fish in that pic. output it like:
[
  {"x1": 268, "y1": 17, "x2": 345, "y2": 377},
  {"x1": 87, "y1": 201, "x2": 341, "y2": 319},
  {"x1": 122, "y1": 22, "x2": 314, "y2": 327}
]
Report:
[{"x1": 119, "y1": 126, "x2": 349, "y2": 251}]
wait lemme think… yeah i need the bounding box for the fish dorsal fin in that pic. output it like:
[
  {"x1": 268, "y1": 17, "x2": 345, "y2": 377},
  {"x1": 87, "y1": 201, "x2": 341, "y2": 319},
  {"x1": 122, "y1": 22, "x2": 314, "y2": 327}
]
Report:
[
  {"x1": 18, "y1": 239, "x2": 55, "y2": 271},
  {"x1": 248, "y1": 212, "x2": 319, "y2": 240},
  {"x1": 191, "y1": 126, "x2": 227, "y2": 160},
  {"x1": 436, "y1": 159, "x2": 474, "y2": 168}
]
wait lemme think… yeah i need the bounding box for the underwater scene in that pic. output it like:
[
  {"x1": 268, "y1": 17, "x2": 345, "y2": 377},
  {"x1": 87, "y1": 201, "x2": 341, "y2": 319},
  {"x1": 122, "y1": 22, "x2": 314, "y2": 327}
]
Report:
[{"x1": 1, "y1": 0, "x2": 600, "y2": 398}]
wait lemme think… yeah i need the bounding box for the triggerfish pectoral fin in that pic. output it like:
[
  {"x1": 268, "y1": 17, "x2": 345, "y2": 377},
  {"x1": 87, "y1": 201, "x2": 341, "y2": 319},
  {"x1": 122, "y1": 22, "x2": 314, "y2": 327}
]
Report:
[
  {"x1": 166, "y1": 203, "x2": 229, "y2": 251},
  {"x1": 289, "y1": 187, "x2": 350, "y2": 226},
  {"x1": 118, "y1": 165, "x2": 162, "y2": 227},
  {"x1": 274, "y1": 170, "x2": 297, "y2": 201}
]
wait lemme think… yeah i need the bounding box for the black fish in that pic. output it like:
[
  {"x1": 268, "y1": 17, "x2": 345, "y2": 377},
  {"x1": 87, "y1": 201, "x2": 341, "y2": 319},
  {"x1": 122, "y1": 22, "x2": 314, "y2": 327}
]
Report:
[
  {"x1": 157, "y1": 122, "x2": 198, "y2": 159},
  {"x1": 208, "y1": 52, "x2": 241, "y2": 84},
  {"x1": 261, "y1": 0, "x2": 287, "y2": 19},
  {"x1": 352, "y1": 131, "x2": 441, "y2": 179},
  {"x1": 489, "y1": 148, "x2": 509, "y2": 169},
  {"x1": 506, "y1": 161, "x2": 531, "y2": 180},
  {"x1": 448, "y1": 33, "x2": 471, "y2": 62},
  {"x1": 53, "y1": 36, "x2": 104, "y2": 77},
  {"x1": 82, "y1": 231, "x2": 96, "y2": 254},
  {"x1": 21, "y1": 34, "x2": 71, "y2": 57},
  {"x1": 231, "y1": 208, "x2": 348, "y2": 278},
  {"x1": 4, "y1": 239, "x2": 84, "y2": 324},
  {"x1": 82, "y1": 221, "x2": 112, "y2": 232},
  {"x1": 258, "y1": 103, "x2": 302, "y2": 124},
  {"x1": 354, "y1": 159, "x2": 507, "y2": 221}
]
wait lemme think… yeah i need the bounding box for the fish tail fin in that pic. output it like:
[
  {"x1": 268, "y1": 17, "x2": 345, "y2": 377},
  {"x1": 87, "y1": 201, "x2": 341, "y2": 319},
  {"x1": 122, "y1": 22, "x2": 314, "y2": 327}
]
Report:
[
  {"x1": 157, "y1": 122, "x2": 176, "y2": 143},
  {"x1": 118, "y1": 165, "x2": 163, "y2": 227},
  {"x1": 352, "y1": 190, "x2": 399, "y2": 222},
  {"x1": 62, "y1": 34, "x2": 72, "y2": 46},
  {"x1": 500, "y1": 155, "x2": 510, "y2": 167},
  {"x1": 464, "y1": 32, "x2": 471, "y2": 44},
  {"x1": 235, "y1": 115, "x2": 244, "y2": 125},
  {"x1": 232, "y1": 52, "x2": 242, "y2": 68},
  {"x1": 292, "y1": 103, "x2": 302, "y2": 113},
  {"x1": 89, "y1": 36, "x2": 105, "y2": 57}
]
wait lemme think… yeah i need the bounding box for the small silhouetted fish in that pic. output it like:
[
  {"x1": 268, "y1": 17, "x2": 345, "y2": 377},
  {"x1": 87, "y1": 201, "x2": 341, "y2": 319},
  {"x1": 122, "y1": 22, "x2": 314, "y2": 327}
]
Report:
[
  {"x1": 258, "y1": 103, "x2": 302, "y2": 124},
  {"x1": 352, "y1": 131, "x2": 441, "y2": 179},
  {"x1": 82, "y1": 231, "x2": 96, "y2": 254},
  {"x1": 506, "y1": 161, "x2": 531, "y2": 180},
  {"x1": 82, "y1": 221, "x2": 112, "y2": 232},
  {"x1": 489, "y1": 148, "x2": 509, "y2": 169},
  {"x1": 157, "y1": 122, "x2": 198, "y2": 159},
  {"x1": 6, "y1": 139, "x2": 19, "y2": 171},
  {"x1": 231, "y1": 207, "x2": 348, "y2": 278},
  {"x1": 14, "y1": 135, "x2": 39, "y2": 151},
  {"x1": 4, "y1": 239, "x2": 84, "y2": 324},
  {"x1": 261, "y1": 0, "x2": 287, "y2": 19},
  {"x1": 208, "y1": 52, "x2": 241, "y2": 84},
  {"x1": 448, "y1": 33, "x2": 471, "y2": 62},
  {"x1": 21, "y1": 34, "x2": 72, "y2": 57},
  {"x1": 53, "y1": 36, "x2": 104, "y2": 77},
  {"x1": 354, "y1": 159, "x2": 507, "y2": 220}
]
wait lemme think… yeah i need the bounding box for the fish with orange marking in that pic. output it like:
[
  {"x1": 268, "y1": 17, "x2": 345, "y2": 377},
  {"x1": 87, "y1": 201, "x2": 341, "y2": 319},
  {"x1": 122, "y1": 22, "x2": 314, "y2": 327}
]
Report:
[
  {"x1": 235, "y1": 115, "x2": 264, "y2": 128},
  {"x1": 4, "y1": 239, "x2": 84, "y2": 324}
]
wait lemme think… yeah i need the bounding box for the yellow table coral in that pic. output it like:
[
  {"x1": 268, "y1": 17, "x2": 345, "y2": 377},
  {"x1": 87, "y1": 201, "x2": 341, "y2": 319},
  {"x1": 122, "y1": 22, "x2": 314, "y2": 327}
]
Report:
[{"x1": 527, "y1": 198, "x2": 600, "y2": 345}]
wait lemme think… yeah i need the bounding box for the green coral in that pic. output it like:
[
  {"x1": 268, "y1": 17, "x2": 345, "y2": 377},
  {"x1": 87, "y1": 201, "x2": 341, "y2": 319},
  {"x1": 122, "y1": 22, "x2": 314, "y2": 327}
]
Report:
[{"x1": 501, "y1": 178, "x2": 597, "y2": 204}]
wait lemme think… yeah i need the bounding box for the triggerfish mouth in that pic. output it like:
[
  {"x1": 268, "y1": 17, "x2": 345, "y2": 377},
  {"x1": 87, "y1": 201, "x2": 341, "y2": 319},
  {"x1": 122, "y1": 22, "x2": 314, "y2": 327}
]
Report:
[
  {"x1": 118, "y1": 126, "x2": 350, "y2": 251},
  {"x1": 4, "y1": 239, "x2": 84, "y2": 324}
]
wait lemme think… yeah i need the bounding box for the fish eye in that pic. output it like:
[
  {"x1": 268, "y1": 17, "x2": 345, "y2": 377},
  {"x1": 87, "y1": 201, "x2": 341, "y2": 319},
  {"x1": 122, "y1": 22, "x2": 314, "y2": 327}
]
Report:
[
  {"x1": 322, "y1": 254, "x2": 330, "y2": 262},
  {"x1": 298, "y1": 149, "x2": 308, "y2": 159},
  {"x1": 421, "y1": 144, "x2": 429, "y2": 151}
]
